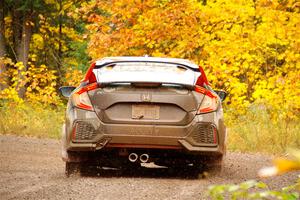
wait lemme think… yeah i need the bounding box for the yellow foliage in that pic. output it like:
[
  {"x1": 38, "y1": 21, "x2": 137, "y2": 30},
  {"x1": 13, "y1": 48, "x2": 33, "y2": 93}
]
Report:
[
  {"x1": 64, "y1": 68, "x2": 84, "y2": 86},
  {"x1": 0, "y1": 60, "x2": 62, "y2": 106},
  {"x1": 25, "y1": 64, "x2": 62, "y2": 105},
  {"x1": 0, "y1": 87, "x2": 24, "y2": 104},
  {"x1": 253, "y1": 71, "x2": 300, "y2": 121},
  {"x1": 0, "y1": 61, "x2": 26, "y2": 104}
]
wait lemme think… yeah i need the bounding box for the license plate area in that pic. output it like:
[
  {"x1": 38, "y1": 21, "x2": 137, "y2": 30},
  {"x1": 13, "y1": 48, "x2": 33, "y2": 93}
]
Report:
[{"x1": 132, "y1": 104, "x2": 160, "y2": 120}]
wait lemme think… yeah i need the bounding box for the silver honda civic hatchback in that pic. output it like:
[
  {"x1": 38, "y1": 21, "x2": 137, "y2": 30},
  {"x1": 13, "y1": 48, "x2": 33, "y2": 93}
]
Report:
[{"x1": 59, "y1": 57, "x2": 227, "y2": 176}]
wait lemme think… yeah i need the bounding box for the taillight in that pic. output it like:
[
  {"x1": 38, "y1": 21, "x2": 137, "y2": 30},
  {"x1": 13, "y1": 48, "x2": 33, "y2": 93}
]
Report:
[
  {"x1": 195, "y1": 86, "x2": 218, "y2": 114},
  {"x1": 72, "y1": 83, "x2": 98, "y2": 111},
  {"x1": 82, "y1": 62, "x2": 97, "y2": 84},
  {"x1": 196, "y1": 66, "x2": 209, "y2": 87}
]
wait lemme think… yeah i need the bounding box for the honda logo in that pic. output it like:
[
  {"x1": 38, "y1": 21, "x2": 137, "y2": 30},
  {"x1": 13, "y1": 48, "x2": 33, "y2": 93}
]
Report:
[{"x1": 141, "y1": 93, "x2": 151, "y2": 102}]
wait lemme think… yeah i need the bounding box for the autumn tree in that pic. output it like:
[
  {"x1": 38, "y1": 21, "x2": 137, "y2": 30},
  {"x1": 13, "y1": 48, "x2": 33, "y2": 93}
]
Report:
[
  {"x1": 0, "y1": 0, "x2": 89, "y2": 100},
  {"x1": 0, "y1": 0, "x2": 49, "y2": 97}
]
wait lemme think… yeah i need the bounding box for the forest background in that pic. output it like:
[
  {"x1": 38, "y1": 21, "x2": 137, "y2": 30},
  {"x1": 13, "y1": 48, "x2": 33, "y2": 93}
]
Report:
[{"x1": 0, "y1": 0, "x2": 299, "y2": 154}]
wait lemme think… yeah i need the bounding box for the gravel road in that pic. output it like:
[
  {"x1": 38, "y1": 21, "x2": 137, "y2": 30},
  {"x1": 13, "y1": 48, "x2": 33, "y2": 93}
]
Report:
[{"x1": 0, "y1": 135, "x2": 298, "y2": 200}]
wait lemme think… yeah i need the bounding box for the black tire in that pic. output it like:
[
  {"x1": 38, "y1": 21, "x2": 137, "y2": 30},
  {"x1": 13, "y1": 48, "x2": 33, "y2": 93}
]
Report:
[{"x1": 65, "y1": 162, "x2": 81, "y2": 177}]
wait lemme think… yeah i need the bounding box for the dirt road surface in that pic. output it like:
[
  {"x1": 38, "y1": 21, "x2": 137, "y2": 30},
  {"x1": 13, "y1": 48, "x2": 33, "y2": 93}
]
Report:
[{"x1": 0, "y1": 135, "x2": 298, "y2": 200}]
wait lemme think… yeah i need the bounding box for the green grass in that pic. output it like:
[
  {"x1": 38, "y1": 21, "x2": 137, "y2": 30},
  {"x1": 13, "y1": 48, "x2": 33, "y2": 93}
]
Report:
[
  {"x1": 226, "y1": 106, "x2": 300, "y2": 154},
  {"x1": 0, "y1": 102, "x2": 64, "y2": 139},
  {"x1": 0, "y1": 102, "x2": 299, "y2": 154}
]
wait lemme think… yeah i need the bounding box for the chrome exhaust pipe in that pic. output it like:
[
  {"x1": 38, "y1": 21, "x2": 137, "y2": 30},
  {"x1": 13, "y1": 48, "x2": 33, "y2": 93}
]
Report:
[
  {"x1": 139, "y1": 154, "x2": 149, "y2": 163},
  {"x1": 128, "y1": 153, "x2": 138, "y2": 163}
]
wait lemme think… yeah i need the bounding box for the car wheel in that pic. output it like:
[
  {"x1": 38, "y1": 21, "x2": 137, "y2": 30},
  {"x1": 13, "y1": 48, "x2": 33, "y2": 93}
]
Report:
[{"x1": 65, "y1": 162, "x2": 81, "y2": 177}]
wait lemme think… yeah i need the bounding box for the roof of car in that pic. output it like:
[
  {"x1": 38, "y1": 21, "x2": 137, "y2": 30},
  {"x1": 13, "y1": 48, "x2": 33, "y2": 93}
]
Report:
[{"x1": 94, "y1": 56, "x2": 199, "y2": 69}]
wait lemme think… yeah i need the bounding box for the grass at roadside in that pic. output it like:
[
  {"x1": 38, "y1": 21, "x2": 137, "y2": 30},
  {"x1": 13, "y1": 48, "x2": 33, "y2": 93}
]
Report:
[
  {"x1": 0, "y1": 102, "x2": 299, "y2": 154},
  {"x1": 0, "y1": 102, "x2": 64, "y2": 139},
  {"x1": 226, "y1": 106, "x2": 300, "y2": 154}
]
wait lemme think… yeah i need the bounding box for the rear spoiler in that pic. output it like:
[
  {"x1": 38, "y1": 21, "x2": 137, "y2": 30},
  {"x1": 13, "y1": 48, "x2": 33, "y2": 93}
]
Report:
[{"x1": 94, "y1": 61, "x2": 200, "y2": 72}]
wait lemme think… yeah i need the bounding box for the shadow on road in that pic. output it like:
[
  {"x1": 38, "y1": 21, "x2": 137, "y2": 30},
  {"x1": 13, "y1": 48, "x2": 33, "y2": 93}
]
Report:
[{"x1": 77, "y1": 165, "x2": 207, "y2": 180}]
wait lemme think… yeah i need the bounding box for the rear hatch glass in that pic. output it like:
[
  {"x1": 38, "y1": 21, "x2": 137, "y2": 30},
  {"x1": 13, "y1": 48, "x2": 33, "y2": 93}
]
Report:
[{"x1": 93, "y1": 62, "x2": 200, "y2": 86}]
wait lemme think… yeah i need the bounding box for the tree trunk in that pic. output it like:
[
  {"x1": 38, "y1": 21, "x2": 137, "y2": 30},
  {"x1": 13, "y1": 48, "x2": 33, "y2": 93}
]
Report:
[
  {"x1": 0, "y1": 0, "x2": 5, "y2": 57},
  {"x1": 16, "y1": 12, "x2": 33, "y2": 98},
  {"x1": 0, "y1": 0, "x2": 7, "y2": 90},
  {"x1": 12, "y1": 6, "x2": 22, "y2": 60},
  {"x1": 57, "y1": 0, "x2": 63, "y2": 82}
]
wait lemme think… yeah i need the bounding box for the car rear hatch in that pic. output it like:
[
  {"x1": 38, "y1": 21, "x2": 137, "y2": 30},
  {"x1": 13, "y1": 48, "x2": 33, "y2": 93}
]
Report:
[{"x1": 89, "y1": 84, "x2": 204, "y2": 126}]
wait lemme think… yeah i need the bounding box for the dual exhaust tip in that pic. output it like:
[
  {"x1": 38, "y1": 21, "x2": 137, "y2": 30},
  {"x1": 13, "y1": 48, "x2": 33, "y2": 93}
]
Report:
[{"x1": 128, "y1": 153, "x2": 149, "y2": 163}]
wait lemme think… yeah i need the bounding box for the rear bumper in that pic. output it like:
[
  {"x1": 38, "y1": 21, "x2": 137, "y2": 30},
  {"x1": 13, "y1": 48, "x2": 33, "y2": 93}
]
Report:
[{"x1": 64, "y1": 108, "x2": 226, "y2": 156}]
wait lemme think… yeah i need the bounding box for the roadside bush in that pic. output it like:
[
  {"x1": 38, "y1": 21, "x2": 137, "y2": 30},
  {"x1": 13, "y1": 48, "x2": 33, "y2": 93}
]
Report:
[{"x1": 0, "y1": 101, "x2": 64, "y2": 139}]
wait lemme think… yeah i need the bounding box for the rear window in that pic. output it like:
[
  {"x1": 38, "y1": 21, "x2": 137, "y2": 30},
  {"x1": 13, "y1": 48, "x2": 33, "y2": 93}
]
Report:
[{"x1": 93, "y1": 62, "x2": 200, "y2": 86}]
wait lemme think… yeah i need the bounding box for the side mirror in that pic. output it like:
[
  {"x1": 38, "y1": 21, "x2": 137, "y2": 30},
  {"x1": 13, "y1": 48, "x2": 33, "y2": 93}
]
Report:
[
  {"x1": 59, "y1": 86, "x2": 76, "y2": 98},
  {"x1": 214, "y1": 90, "x2": 227, "y2": 101}
]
